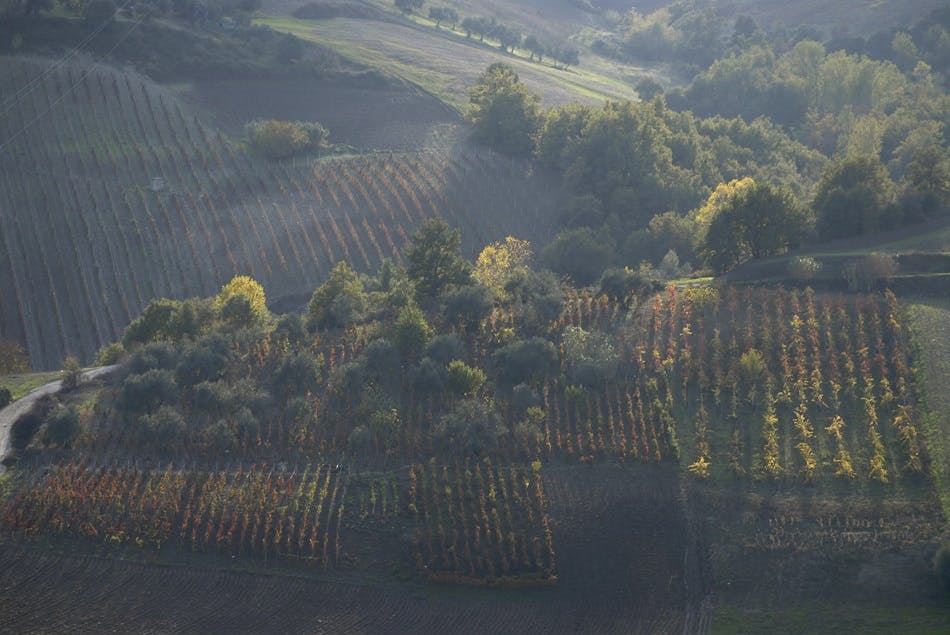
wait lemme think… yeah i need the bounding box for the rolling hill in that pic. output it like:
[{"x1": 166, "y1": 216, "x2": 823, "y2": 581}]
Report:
[{"x1": 0, "y1": 56, "x2": 563, "y2": 369}]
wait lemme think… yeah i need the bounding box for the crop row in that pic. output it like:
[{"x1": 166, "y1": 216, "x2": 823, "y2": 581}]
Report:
[
  {"x1": 408, "y1": 460, "x2": 556, "y2": 585},
  {"x1": 0, "y1": 462, "x2": 346, "y2": 567},
  {"x1": 0, "y1": 57, "x2": 559, "y2": 369}
]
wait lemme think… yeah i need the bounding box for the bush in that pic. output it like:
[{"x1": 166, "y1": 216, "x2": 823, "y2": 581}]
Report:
[
  {"x1": 60, "y1": 356, "x2": 82, "y2": 392},
  {"x1": 433, "y1": 399, "x2": 505, "y2": 456},
  {"x1": 43, "y1": 406, "x2": 79, "y2": 448},
  {"x1": 788, "y1": 256, "x2": 822, "y2": 280},
  {"x1": 842, "y1": 253, "x2": 899, "y2": 291},
  {"x1": 117, "y1": 369, "x2": 178, "y2": 414},
  {"x1": 0, "y1": 387, "x2": 11, "y2": 410},
  {"x1": 492, "y1": 337, "x2": 558, "y2": 386},
  {"x1": 140, "y1": 406, "x2": 187, "y2": 449},
  {"x1": 11, "y1": 411, "x2": 42, "y2": 451},
  {"x1": 95, "y1": 342, "x2": 125, "y2": 366},
  {"x1": 247, "y1": 119, "x2": 329, "y2": 159}
]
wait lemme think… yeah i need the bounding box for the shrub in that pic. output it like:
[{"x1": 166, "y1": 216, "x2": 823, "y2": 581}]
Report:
[
  {"x1": 0, "y1": 387, "x2": 10, "y2": 409},
  {"x1": 117, "y1": 369, "x2": 178, "y2": 414},
  {"x1": 842, "y1": 253, "x2": 899, "y2": 291},
  {"x1": 492, "y1": 337, "x2": 558, "y2": 386},
  {"x1": 60, "y1": 356, "x2": 83, "y2": 392},
  {"x1": 247, "y1": 119, "x2": 329, "y2": 160},
  {"x1": 433, "y1": 399, "x2": 505, "y2": 456},
  {"x1": 95, "y1": 342, "x2": 125, "y2": 366},
  {"x1": 788, "y1": 256, "x2": 822, "y2": 280},
  {"x1": 43, "y1": 406, "x2": 80, "y2": 448},
  {"x1": 11, "y1": 411, "x2": 42, "y2": 451},
  {"x1": 139, "y1": 406, "x2": 186, "y2": 449}
]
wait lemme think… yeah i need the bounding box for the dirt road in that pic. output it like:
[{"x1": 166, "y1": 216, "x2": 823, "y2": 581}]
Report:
[{"x1": 0, "y1": 366, "x2": 119, "y2": 473}]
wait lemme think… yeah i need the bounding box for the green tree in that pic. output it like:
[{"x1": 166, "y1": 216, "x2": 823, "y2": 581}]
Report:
[
  {"x1": 524, "y1": 35, "x2": 545, "y2": 62},
  {"x1": 0, "y1": 339, "x2": 29, "y2": 374},
  {"x1": 394, "y1": 0, "x2": 422, "y2": 14},
  {"x1": 701, "y1": 182, "x2": 809, "y2": 272},
  {"x1": 428, "y1": 6, "x2": 457, "y2": 27},
  {"x1": 43, "y1": 406, "x2": 79, "y2": 447},
  {"x1": 446, "y1": 360, "x2": 486, "y2": 396},
  {"x1": 393, "y1": 304, "x2": 433, "y2": 355},
  {"x1": 308, "y1": 261, "x2": 367, "y2": 328},
  {"x1": 433, "y1": 398, "x2": 505, "y2": 456},
  {"x1": 404, "y1": 219, "x2": 472, "y2": 299},
  {"x1": 539, "y1": 228, "x2": 613, "y2": 286},
  {"x1": 814, "y1": 154, "x2": 897, "y2": 240},
  {"x1": 215, "y1": 275, "x2": 268, "y2": 324},
  {"x1": 468, "y1": 63, "x2": 540, "y2": 156},
  {"x1": 60, "y1": 356, "x2": 82, "y2": 392}
]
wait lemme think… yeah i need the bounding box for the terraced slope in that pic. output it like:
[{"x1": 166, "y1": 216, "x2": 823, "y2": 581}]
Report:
[{"x1": 0, "y1": 56, "x2": 562, "y2": 369}]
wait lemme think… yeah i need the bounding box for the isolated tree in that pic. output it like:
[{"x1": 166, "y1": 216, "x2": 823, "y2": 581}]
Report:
[
  {"x1": 814, "y1": 154, "x2": 897, "y2": 240},
  {"x1": 394, "y1": 0, "x2": 422, "y2": 14},
  {"x1": 468, "y1": 63, "x2": 540, "y2": 156},
  {"x1": 404, "y1": 219, "x2": 472, "y2": 299},
  {"x1": 60, "y1": 356, "x2": 82, "y2": 392}
]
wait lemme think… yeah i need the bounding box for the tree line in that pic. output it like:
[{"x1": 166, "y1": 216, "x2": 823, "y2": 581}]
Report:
[
  {"x1": 466, "y1": 37, "x2": 947, "y2": 280},
  {"x1": 394, "y1": 0, "x2": 579, "y2": 68}
]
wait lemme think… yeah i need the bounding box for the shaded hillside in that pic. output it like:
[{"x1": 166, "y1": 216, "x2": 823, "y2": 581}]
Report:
[{"x1": 0, "y1": 56, "x2": 562, "y2": 369}]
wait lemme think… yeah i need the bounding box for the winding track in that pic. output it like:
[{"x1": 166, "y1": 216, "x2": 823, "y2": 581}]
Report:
[{"x1": 0, "y1": 365, "x2": 119, "y2": 474}]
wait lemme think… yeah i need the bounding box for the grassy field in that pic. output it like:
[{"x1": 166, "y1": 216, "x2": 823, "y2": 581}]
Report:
[
  {"x1": 0, "y1": 371, "x2": 61, "y2": 402},
  {"x1": 256, "y1": 14, "x2": 642, "y2": 111},
  {"x1": 908, "y1": 298, "x2": 950, "y2": 520},
  {"x1": 713, "y1": 603, "x2": 950, "y2": 635}
]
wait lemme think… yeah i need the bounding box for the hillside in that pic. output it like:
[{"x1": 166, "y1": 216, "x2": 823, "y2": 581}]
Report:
[
  {"x1": 257, "y1": 13, "x2": 642, "y2": 111},
  {"x1": 1, "y1": 272, "x2": 946, "y2": 632},
  {"x1": 0, "y1": 56, "x2": 562, "y2": 370}
]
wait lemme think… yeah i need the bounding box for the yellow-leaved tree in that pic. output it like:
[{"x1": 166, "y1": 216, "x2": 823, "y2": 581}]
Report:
[
  {"x1": 215, "y1": 275, "x2": 268, "y2": 325},
  {"x1": 693, "y1": 176, "x2": 756, "y2": 228},
  {"x1": 473, "y1": 236, "x2": 532, "y2": 298}
]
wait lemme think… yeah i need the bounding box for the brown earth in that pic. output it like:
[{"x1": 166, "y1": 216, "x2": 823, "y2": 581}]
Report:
[{"x1": 0, "y1": 464, "x2": 705, "y2": 634}]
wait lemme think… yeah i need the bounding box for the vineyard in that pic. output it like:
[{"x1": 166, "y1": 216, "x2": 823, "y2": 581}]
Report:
[
  {"x1": 1, "y1": 463, "x2": 346, "y2": 567},
  {"x1": 0, "y1": 55, "x2": 562, "y2": 370},
  {"x1": 408, "y1": 460, "x2": 556, "y2": 585}
]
